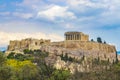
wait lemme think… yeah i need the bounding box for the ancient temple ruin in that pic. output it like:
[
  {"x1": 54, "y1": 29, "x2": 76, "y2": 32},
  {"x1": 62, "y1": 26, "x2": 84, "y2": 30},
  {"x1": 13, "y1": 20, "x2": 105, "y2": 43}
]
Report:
[{"x1": 65, "y1": 32, "x2": 89, "y2": 41}]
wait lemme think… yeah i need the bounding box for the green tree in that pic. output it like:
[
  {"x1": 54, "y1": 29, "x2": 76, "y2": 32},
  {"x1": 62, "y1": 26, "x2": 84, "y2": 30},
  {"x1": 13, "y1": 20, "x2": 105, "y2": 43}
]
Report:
[
  {"x1": 6, "y1": 59, "x2": 40, "y2": 80},
  {"x1": 0, "y1": 66, "x2": 13, "y2": 80},
  {"x1": 91, "y1": 39, "x2": 94, "y2": 42},
  {"x1": 60, "y1": 53, "x2": 64, "y2": 60},
  {"x1": 81, "y1": 55, "x2": 85, "y2": 61},
  {"x1": 19, "y1": 64, "x2": 40, "y2": 80},
  {"x1": 92, "y1": 58, "x2": 100, "y2": 65},
  {"x1": 0, "y1": 52, "x2": 6, "y2": 66},
  {"x1": 104, "y1": 41, "x2": 106, "y2": 44},
  {"x1": 14, "y1": 54, "x2": 25, "y2": 61},
  {"x1": 61, "y1": 53, "x2": 69, "y2": 62},
  {"x1": 68, "y1": 57, "x2": 73, "y2": 62},
  {"x1": 7, "y1": 52, "x2": 15, "y2": 59},
  {"x1": 97, "y1": 37, "x2": 102, "y2": 43},
  {"x1": 50, "y1": 70, "x2": 71, "y2": 80},
  {"x1": 0, "y1": 52, "x2": 13, "y2": 80},
  {"x1": 23, "y1": 49, "x2": 33, "y2": 54}
]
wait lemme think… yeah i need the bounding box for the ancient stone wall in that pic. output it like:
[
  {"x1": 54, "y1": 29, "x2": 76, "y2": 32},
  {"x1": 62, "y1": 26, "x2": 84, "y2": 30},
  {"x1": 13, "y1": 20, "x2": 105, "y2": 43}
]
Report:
[
  {"x1": 7, "y1": 38, "x2": 51, "y2": 51},
  {"x1": 65, "y1": 41, "x2": 116, "y2": 53}
]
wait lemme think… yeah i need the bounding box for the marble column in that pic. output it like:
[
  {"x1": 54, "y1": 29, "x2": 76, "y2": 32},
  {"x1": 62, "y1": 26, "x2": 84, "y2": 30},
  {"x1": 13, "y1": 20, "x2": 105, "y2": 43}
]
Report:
[
  {"x1": 77, "y1": 35, "x2": 79, "y2": 40},
  {"x1": 67, "y1": 35, "x2": 69, "y2": 40},
  {"x1": 73, "y1": 34, "x2": 75, "y2": 40},
  {"x1": 68, "y1": 35, "x2": 70, "y2": 40},
  {"x1": 74, "y1": 34, "x2": 76, "y2": 40},
  {"x1": 73, "y1": 35, "x2": 75, "y2": 40},
  {"x1": 75, "y1": 34, "x2": 76, "y2": 40},
  {"x1": 79, "y1": 35, "x2": 81, "y2": 40},
  {"x1": 72, "y1": 34, "x2": 74, "y2": 40},
  {"x1": 66, "y1": 35, "x2": 68, "y2": 40},
  {"x1": 72, "y1": 35, "x2": 74, "y2": 40},
  {"x1": 71, "y1": 35, "x2": 72, "y2": 40},
  {"x1": 68, "y1": 35, "x2": 69, "y2": 40},
  {"x1": 75, "y1": 34, "x2": 77, "y2": 40},
  {"x1": 70, "y1": 35, "x2": 72, "y2": 40}
]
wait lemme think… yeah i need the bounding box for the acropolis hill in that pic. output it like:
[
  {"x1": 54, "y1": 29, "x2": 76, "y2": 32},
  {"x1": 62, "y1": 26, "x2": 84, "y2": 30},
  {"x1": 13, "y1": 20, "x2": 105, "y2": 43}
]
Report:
[{"x1": 6, "y1": 32, "x2": 117, "y2": 63}]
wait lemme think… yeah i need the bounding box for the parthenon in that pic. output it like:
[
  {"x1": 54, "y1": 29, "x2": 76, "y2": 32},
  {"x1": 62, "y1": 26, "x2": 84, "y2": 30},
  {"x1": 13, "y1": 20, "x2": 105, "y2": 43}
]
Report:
[{"x1": 65, "y1": 32, "x2": 89, "y2": 41}]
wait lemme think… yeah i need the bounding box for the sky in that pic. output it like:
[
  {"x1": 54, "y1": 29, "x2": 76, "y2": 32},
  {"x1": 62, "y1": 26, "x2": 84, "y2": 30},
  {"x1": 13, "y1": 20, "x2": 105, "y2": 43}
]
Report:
[{"x1": 0, "y1": 0, "x2": 120, "y2": 51}]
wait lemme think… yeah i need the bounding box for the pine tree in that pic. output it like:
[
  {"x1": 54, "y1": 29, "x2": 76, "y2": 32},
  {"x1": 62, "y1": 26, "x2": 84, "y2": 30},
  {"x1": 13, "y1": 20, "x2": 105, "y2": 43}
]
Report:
[{"x1": 97, "y1": 37, "x2": 102, "y2": 43}]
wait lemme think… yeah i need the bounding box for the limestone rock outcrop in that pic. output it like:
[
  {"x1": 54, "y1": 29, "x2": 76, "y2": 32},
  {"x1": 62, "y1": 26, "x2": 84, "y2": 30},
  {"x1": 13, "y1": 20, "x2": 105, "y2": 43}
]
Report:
[
  {"x1": 53, "y1": 56, "x2": 91, "y2": 74},
  {"x1": 40, "y1": 41, "x2": 116, "y2": 62}
]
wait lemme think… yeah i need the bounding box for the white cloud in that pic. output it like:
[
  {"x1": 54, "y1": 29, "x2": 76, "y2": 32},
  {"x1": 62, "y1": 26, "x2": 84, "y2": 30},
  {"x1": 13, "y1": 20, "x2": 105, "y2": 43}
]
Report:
[
  {"x1": 18, "y1": 0, "x2": 40, "y2": 8},
  {"x1": 17, "y1": 0, "x2": 46, "y2": 10},
  {"x1": 46, "y1": 0, "x2": 66, "y2": 3},
  {"x1": 13, "y1": 12, "x2": 33, "y2": 19},
  {"x1": 21, "y1": 0, "x2": 40, "y2": 5},
  {"x1": 37, "y1": 5, "x2": 76, "y2": 21},
  {"x1": 93, "y1": 0, "x2": 120, "y2": 25},
  {"x1": 65, "y1": 23, "x2": 74, "y2": 29},
  {"x1": 0, "y1": 21, "x2": 39, "y2": 33},
  {"x1": 0, "y1": 31, "x2": 63, "y2": 47},
  {"x1": 67, "y1": 0, "x2": 109, "y2": 8}
]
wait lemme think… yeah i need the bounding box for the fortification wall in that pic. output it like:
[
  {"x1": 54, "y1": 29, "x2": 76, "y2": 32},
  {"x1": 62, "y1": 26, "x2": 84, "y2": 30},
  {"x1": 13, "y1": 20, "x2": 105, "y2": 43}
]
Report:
[
  {"x1": 7, "y1": 39, "x2": 116, "y2": 55},
  {"x1": 65, "y1": 41, "x2": 116, "y2": 53},
  {"x1": 7, "y1": 38, "x2": 51, "y2": 51}
]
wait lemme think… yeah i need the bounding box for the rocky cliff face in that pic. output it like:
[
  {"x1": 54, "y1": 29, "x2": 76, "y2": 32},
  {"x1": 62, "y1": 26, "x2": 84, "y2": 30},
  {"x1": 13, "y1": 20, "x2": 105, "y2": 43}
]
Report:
[
  {"x1": 53, "y1": 56, "x2": 91, "y2": 74},
  {"x1": 41, "y1": 41, "x2": 116, "y2": 74},
  {"x1": 45, "y1": 54, "x2": 111, "y2": 74},
  {"x1": 41, "y1": 41, "x2": 116, "y2": 62}
]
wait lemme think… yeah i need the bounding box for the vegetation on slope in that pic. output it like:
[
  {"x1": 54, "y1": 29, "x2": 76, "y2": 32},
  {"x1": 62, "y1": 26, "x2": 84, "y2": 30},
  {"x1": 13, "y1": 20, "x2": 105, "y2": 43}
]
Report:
[
  {"x1": 0, "y1": 50, "x2": 71, "y2": 80},
  {"x1": 0, "y1": 50, "x2": 120, "y2": 80}
]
